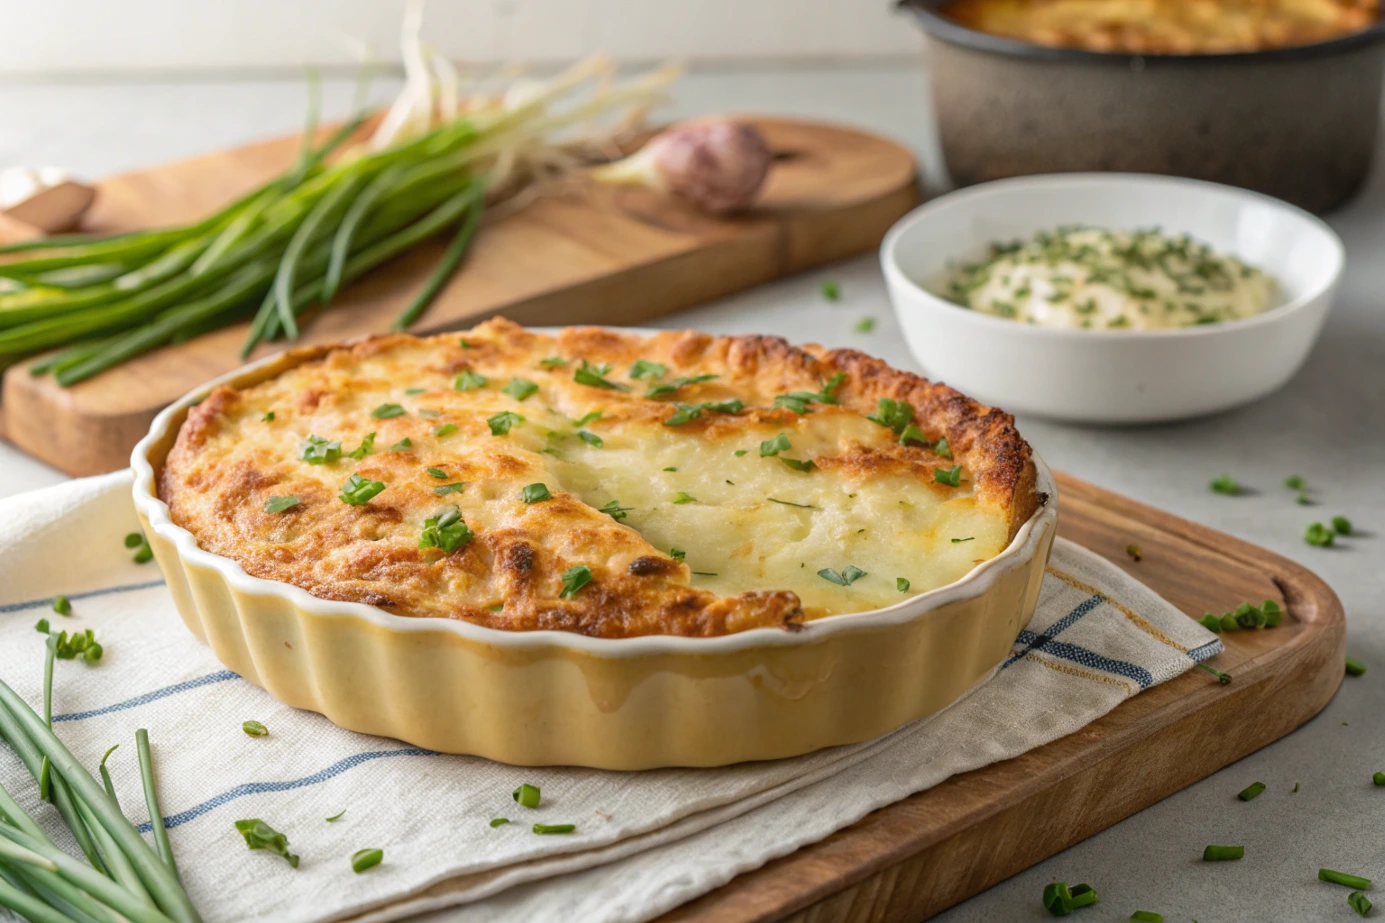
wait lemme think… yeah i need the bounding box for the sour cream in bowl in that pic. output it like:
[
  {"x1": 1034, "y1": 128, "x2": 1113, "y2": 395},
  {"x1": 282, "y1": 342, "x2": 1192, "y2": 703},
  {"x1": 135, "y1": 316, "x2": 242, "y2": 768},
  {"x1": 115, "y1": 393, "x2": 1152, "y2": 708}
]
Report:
[{"x1": 882, "y1": 174, "x2": 1344, "y2": 423}]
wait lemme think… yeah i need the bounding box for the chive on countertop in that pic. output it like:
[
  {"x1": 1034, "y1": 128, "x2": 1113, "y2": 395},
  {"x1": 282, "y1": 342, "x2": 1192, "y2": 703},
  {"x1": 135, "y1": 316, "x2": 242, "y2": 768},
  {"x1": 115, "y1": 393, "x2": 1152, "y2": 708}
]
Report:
[{"x1": 4, "y1": 63, "x2": 1385, "y2": 923}]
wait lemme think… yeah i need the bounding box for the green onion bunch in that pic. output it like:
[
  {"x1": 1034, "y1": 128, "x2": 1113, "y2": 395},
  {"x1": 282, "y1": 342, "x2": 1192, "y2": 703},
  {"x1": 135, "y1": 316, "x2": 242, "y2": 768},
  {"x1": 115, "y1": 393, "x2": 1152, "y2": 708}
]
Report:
[{"x1": 0, "y1": 644, "x2": 200, "y2": 923}]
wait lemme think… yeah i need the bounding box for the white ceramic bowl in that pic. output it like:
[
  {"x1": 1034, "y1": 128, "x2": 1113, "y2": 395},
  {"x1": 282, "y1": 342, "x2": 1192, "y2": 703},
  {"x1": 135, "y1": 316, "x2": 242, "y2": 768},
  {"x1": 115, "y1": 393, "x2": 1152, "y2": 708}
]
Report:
[{"x1": 881, "y1": 173, "x2": 1345, "y2": 423}]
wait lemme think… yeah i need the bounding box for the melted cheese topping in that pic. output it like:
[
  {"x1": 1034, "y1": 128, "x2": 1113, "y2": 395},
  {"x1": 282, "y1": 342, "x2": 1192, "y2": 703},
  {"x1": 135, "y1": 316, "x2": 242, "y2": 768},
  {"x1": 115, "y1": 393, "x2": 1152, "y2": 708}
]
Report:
[
  {"x1": 161, "y1": 321, "x2": 1034, "y2": 637},
  {"x1": 944, "y1": 0, "x2": 1378, "y2": 54}
]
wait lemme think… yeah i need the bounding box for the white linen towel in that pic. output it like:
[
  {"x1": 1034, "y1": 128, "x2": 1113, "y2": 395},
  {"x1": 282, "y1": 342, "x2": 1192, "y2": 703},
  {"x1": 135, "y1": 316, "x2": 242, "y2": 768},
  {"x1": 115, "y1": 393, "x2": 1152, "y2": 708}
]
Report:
[{"x1": 0, "y1": 472, "x2": 1221, "y2": 923}]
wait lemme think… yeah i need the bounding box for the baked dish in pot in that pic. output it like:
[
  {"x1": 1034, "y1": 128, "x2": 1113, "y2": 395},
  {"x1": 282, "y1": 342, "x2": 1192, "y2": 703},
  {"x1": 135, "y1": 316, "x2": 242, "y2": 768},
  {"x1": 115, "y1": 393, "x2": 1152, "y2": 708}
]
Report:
[{"x1": 133, "y1": 321, "x2": 1057, "y2": 768}]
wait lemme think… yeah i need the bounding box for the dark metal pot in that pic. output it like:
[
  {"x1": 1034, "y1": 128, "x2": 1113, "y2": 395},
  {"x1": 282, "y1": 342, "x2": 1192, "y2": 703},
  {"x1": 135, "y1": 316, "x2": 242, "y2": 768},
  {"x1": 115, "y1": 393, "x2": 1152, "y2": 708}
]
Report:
[{"x1": 900, "y1": 0, "x2": 1385, "y2": 213}]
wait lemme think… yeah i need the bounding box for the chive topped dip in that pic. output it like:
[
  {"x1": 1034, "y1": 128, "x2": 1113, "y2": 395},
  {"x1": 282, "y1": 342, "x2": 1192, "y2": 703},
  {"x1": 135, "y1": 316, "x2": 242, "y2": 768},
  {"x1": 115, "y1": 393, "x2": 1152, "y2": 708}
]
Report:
[{"x1": 940, "y1": 226, "x2": 1275, "y2": 330}]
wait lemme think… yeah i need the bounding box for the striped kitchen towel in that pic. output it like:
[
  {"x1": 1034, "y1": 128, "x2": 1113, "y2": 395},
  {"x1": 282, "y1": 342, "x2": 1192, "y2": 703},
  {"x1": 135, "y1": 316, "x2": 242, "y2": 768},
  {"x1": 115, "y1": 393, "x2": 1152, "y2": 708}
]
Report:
[{"x1": 0, "y1": 472, "x2": 1221, "y2": 923}]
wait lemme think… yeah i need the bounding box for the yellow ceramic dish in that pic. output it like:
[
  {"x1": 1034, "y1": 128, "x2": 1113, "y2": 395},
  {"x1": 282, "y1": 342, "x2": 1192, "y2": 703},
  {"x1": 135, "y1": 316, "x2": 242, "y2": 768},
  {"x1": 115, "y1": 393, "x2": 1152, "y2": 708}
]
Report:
[{"x1": 131, "y1": 337, "x2": 1058, "y2": 769}]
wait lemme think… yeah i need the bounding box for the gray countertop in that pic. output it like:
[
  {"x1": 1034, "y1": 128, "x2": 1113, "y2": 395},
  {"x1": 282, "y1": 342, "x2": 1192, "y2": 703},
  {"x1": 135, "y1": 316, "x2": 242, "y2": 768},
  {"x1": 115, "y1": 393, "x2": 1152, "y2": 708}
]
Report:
[{"x1": 3, "y1": 65, "x2": 1382, "y2": 923}]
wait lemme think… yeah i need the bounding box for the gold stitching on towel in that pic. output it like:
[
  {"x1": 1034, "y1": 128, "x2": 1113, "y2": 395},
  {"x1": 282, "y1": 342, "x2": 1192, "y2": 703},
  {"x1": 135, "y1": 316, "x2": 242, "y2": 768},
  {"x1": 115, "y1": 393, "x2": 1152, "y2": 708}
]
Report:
[
  {"x1": 1027, "y1": 651, "x2": 1136, "y2": 692},
  {"x1": 1045, "y1": 567, "x2": 1189, "y2": 653}
]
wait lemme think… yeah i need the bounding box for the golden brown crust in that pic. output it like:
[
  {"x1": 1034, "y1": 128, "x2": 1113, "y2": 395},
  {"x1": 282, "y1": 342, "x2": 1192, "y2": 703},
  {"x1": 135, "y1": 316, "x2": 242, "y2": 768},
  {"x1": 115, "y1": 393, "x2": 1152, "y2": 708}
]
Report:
[
  {"x1": 943, "y1": 0, "x2": 1378, "y2": 55},
  {"x1": 160, "y1": 319, "x2": 1038, "y2": 638}
]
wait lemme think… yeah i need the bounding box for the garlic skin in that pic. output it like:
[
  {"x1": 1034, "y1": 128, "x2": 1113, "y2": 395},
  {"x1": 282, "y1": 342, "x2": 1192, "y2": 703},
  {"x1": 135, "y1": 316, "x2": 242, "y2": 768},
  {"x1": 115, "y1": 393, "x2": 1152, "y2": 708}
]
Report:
[{"x1": 594, "y1": 119, "x2": 771, "y2": 214}]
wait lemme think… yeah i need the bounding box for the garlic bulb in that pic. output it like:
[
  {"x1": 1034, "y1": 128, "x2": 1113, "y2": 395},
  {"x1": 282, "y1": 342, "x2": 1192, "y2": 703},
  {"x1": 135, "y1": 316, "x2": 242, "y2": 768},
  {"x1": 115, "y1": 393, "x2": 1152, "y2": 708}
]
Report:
[{"x1": 592, "y1": 119, "x2": 771, "y2": 214}]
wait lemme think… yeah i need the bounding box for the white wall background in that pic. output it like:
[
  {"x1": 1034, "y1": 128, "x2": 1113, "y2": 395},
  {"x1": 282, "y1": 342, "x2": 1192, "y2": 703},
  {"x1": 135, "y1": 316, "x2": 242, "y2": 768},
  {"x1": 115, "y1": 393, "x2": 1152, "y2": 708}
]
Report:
[{"x1": 0, "y1": 0, "x2": 921, "y2": 77}]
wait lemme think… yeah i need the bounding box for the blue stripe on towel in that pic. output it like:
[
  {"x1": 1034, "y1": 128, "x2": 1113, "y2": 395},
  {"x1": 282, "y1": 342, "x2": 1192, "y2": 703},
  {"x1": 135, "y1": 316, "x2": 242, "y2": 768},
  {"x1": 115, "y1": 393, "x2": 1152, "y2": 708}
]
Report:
[
  {"x1": 140, "y1": 748, "x2": 440, "y2": 832},
  {"x1": 53, "y1": 670, "x2": 242, "y2": 723},
  {"x1": 1022, "y1": 639, "x2": 1154, "y2": 688},
  {"x1": 1186, "y1": 639, "x2": 1225, "y2": 663},
  {"x1": 1003, "y1": 594, "x2": 1104, "y2": 668},
  {"x1": 0, "y1": 579, "x2": 167, "y2": 614}
]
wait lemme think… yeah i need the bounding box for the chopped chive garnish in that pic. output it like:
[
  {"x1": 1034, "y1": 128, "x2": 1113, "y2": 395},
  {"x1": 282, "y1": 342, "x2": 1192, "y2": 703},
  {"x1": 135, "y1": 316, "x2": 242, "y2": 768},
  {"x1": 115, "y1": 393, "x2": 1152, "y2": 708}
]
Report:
[
  {"x1": 692, "y1": 571, "x2": 718, "y2": 577},
  {"x1": 51, "y1": 596, "x2": 71, "y2": 616},
  {"x1": 670, "y1": 548, "x2": 686, "y2": 561},
  {"x1": 781, "y1": 457, "x2": 816, "y2": 472},
  {"x1": 1294, "y1": 781, "x2": 1301, "y2": 792},
  {"x1": 434, "y1": 423, "x2": 458, "y2": 437},
  {"x1": 934, "y1": 465, "x2": 962, "y2": 487},
  {"x1": 521, "y1": 483, "x2": 552, "y2": 503},
  {"x1": 1125, "y1": 544, "x2": 1142, "y2": 561},
  {"x1": 419, "y1": 506, "x2": 474, "y2": 553},
  {"x1": 489, "y1": 817, "x2": 511, "y2": 827},
  {"x1": 488, "y1": 411, "x2": 524, "y2": 435},
  {"x1": 434, "y1": 482, "x2": 466, "y2": 496},
  {"x1": 371, "y1": 403, "x2": 406, "y2": 419},
  {"x1": 600, "y1": 500, "x2": 632, "y2": 522},
  {"x1": 574, "y1": 411, "x2": 602, "y2": 427},
  {"x1": 897, "y1": 578, "x2": 910, "y2": 592},
  {"x1": 262, "y1": 411, "x2": 276, "y2": 422},
  {"x1": 351, "y1": 848, "x2": 384, "y2": 873},
  {"x1": 818, "y1": 566, "x2": 866, "y2": 586},
  {"x1": 512, "y1": 784, "x2": 541, "y2": 809},
  {"x1": 426, "y1": 467, "x2": 448, "y2": 479},
  {"x1": 629, "y1": 359, "x2": 668, "y2": 380},
  {"x1": 502, "y1": 378, "x2": 539, "y2": 401},
  {"x1": 1237, "y1": 782, "x2": 1265, "y2": 801},
  {"x1": 34, "y1": 618, "x2": 49, "y2": 634},
  {"x1": 339, "y1": 474, "x2": 386, "y2": 505},
  {"x1": 533, "y1": 824, "x2": 576, "y2": 835},
  {"x1": 866, "y1": 398, "x2": 913, "y2": 434},
  {"x1": 1196, "y1": 663, "x2": 1232, "y2": 684},
  {"x1": 767, "y1": 497, "x2": 818, "y2": 509},
  {"x1": 933, "y1": 435, "x2": 952, "y2": 459},
  {"x1": 1297, "y1": 491, "x2": 1313, "y2": 505},
  {"x1": 1284, "y1": 474, "x2": 1305, "y2": 490},
  {"x1": 1320, "y1": 869, "x2": 1372, "y2": 889},
  {"x1": 487, "y1": 603, "x2": 504, "y2": 612},
  {"x1": 242, "y1": 720, "x2": 268, "y2": 738},
  {"x1": 1305, "y1": 522, "x2": 1335, "y2": 547},
  {"x1": 574, "y1": 360, "x2": 630, "y2": 391},
  {"x1": 1373, "y1": 772, "x2": 1385, "y2": 786},
  {"x1": 898, "y1": 423, "x2": 928, "y2": 446},
  {"x1": 733, "y1": 449, "x2": 748, "y2": 457},
  {"x1": 663, "y1": 466, "x2": 677, "y2": 472},
  {"x1": 389, "y1": 437, "x2": 413, "y2": 452},
  {"x1": 761, "y1": 433, "x2": 791, "y2": 457},
  {"x1": 1042, "y1": 882, "x2": 1098, "y2": 916},
  {"x1": 1129, "y1": 913, "x2": 1162, "y2": 923},
  {"x1": 1202, "y1": 845, "x2": 1244, "y2": 861},
  {"x1": 262, "y1": 496, "x2": 301, "y2": 514},
  {"x1": 1350, "y1": 891, "x2": 1372, "y2": 916},
  {"x1": 664, "y1": 399, "x2": 743, "y2": 426},
  {"x1": 234, "y1": 819, "x2": 299, "y2": 868},
  {"x1": 952, "y1": 537, "x2": 975, "y2": 544},
  {"x1": 125, "y1": 532, "x2": 144, "y2": 549},
  {"x1": 560, "y1": 565, "x2": 593, "y2": 598},
  {"x1": 299, "y1": 434, "x2": 342, "y2": 465},
  {"x1": 673, "y1": 492, "x2": 697, "y2": 504},
  {"x1": 1332, "y1": 515, "x2": 1353, "y2": 535},
  {"x1": 1209, "y1": 475, "x2": 1240, "y2": 495},
  {"x1": 1198, "y1": 613, "x2": 1222, "y2": 632},
  {"x1": 405, "y1": 387, "x2": 426, "y2": 395},
  {"x1": 454, "y1": 370, "x2": 487, "y2": 391},
  {"x1": 346, "y1": 432, "x2": 376, "y2": 459},
  {"x1": 645, "y1": 373, "x2": 719, "y2": 399},
  {"x1": 540, "y1": 356, "x2": 568, "y2": 369},
  {"x1": 820, "y1": 279, "x2": 841, "y2": 301},
  {"x1": 49, "y1": 628, "x2": 102, "y2": 661},
  {"x1": 1346, "y1": 656, "x2": 1367, "y2": 676},
  {"x1": 853, "y1": 316, "x2": 876, "y2": 334},
  {"x1": 459, "y1": 338, "x2": 472, "y2": 348},
  {"x1": 576, "y1": 429, "x2": 604, "y2": 447},
  {"x1": 326, "y1": 810, "x2": 346, "y2": 822}
]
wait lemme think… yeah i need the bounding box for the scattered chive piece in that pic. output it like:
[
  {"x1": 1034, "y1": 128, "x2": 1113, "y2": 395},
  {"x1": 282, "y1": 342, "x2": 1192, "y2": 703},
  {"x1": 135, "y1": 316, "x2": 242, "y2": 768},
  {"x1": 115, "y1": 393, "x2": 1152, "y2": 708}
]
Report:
[
  {"x1": 767, "y1": 497, "x2": 818, "y2": 509},
  {"x1": 487, "y1": 603, "x2": 504, "y2": 612},
  {"x1": 1042, "y1": 882, "x2": 1098, "y2": 916},
  {"x1": 487, "y1": 411, "x2": 524, "y2": 435},
  {"x1": 454, "y1": 370, "x2": 487, "y2": 391},
  {"x1": 818, "y1": 566, "x2": 866, "y2": 586},
  {"x1": 733, "y1": 449, "x2": 748, "y2": 457},
  {"x1": 405, "y1": 387, "x2": 426, "y2": 395},
  {"x1": 242, "y1": 720, "x2": 268, "y2": 738},
  {"x1": 600, "y1": 500, "x2": 632, "y2": 522},
  {"x1": 952, "y1": 537, "x2": 975, "y2": 544},
  {"x1": 1346, "y1": 656, "x2": 1367, "y2": 676},
  {"x1": 351, "y1": 848, "x2": 384, "y2": 873},
  {"x1": 419, "y1": 506, "x2": 474, "y2": 553},
  {"x1": 670, "y1": 548, "x2": 686, "y2": 561},
  {"x1": 1198, "y1": 613, "x2": 1223, "y2": 633},
  {"x1": 1349, "y1": 891, "x2": 1372, "y2": 916},
  {"x1": 1202, "y1": 845, "x2": 1244, "y2": 861},
  {"x1": 34, "y1": 618, "x2": 49, "y2": 634},
  {"x1": 339, "y1": 474, "x2": 386, "y2": 505},
  {"x1": 1125, "y1": 544, "x2": 1142, "y2": 562},
  {"x1": 934, "y1": 436, "x2": 952, "y2": 459},
  {"x1": 326, "y1": 810, "x2": 346, "y2": 822},
  {"x1": 51, "y1": 596, "x2": 71, "y2": 616},
  {"x1": 820, "y1": 279, "x2": 841, "y2": 301},
  {"x1": 540, "y1": 356, "x2": 568, "y2": 369},
  {"x1": 502, "y1": 378, "x2": 539, "y2": 401},
  {"x1": 48, "y1": 627, "x2": 103, "y2": 662},
  {"x1": 489, "y1": 818, "x2": 511, "y2": 828},
  {"x1": 346, "y1": 432, "x2": 376, "y2": 459},
  {"x1": 434, "y1": 482, "x2": 466, "y2": 496},
  {"x1": 934, "y1": 465, "x2": 962, "y2": 487},
  {"x1": 899, "y1": 423, "x2": 928, "y2": 446},
  {"x1": 578, "y1": 429, "x2": 603, "y2": 447},
  {"x1": 574, "y1": 411, "x2": 602, "y2": 427},
  {"x1": 781, "y1": 457, "x2": 816, "y2": 472},
  {"x1": 761, "y1": 433, "x2": 791, "y2": 457},
  {"x1": 234, "y1": 819, "x2": 299, "y2": 868},
  {"x1": 663, "y1": 467, "x2": 677, "y2": 472},
  {"x1": 897, "y1": 578, "x2": 910, "y2": 592},
  {"x1": 1304, "y1": 522, "x2": 1335, "y2": 547},
  {"x1": 532, "y1": 824, "x2": 576, "y2": 835},
  {"x1": 521, "y1": 483, "x2": 552, "y2": 503},
  {"x1": 264, "y1": 495, "x2": 301, "y2": 513},
  {"x1": 1196, "y1": 662, "x2": 1232, "y2": 684},
  {"x1": 1320, "y1": 869, "x2": 1372, "y2": 889},
  {"x1": 1209, "y1": 475, "x2": 1240, "y2": 496},
  {"x1": 1294, "y1": 781, "x2": 1301, "y2": 792},
  {"x1": 645, "y1": 373, "x2": 719, "y2": 399},
  {"x1": 866, "y1": 398, "x2": 914, "y2": 434},
  {"x1": 629, "y1": 359, "x2": 669, "y2": 380},
  {"x1": 262, "y1": 411, "x2": 276, "y2": 422},
  {"x1": 560, "y1": 565, "x2": 593, "y2": 598},
  {"x1": 1373, "y1": 772, "x2": 1385, "y2": 786},
  {"x1": 1284, "y1": 475, "x2": 1306, "y2": 490},
  {"x1": 389, "y1": 437, "x2": 413, "y2": 452},
  {"x1": 124, "y1": 532, "x2": 144, "y2": 549},
  {"x1": 459, "y1": 338, "x2": 472, "y2": 348},
  {"x1": 1130, "y1": 913, "x2": 1163, "y2": 923},
  {"x1": 1297, "y1": 491, "x2": 1313, "y2": 505},
  {"x1": 299, "y1": 434, "x2": 342, "y2": 465},
  {"x1": 512, "y1": 783, "x2": 541, "y2": 809},
  {"x1": 371, "y1": 403, "x2": 406, "y2": 419},
  {"x1": 574, "y1": 360, "x2": 630, "y2": 392},
  {"x1": 673, "y1": 492, "x2": 697, "y2": 504},
  {"x1": 1332, "y1": 515, "x2": 1353, "y2": 536},
  {"x1": 434, "y1": 423, "x2": 458, "y2": 437},
  {"x1": 426, "y1": 467, "x2": 448, "y2": 479},
  {"x1": 691, "y1": 571, "x2": 718, "y2": 577},
  {"x1": 853, "y1": 316, "x2": 876, "y2": 334},
  {"x1": 664, "y1": 399, "x2": 743, "y2": 426},
  {"x1": 1237, "y1": 782, "x2": 1265, "y2": 801}
]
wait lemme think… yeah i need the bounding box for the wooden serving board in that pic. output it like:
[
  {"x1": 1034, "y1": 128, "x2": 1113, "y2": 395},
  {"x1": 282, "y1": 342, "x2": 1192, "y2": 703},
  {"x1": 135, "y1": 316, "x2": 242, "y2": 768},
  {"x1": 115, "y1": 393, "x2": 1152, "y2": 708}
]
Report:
[
  {"x1": 653, "y1": 472, "x2": 1343, "y2": 923},
  {"x1": 0, "y1": 116, "x2": 918, "y2": 477}
]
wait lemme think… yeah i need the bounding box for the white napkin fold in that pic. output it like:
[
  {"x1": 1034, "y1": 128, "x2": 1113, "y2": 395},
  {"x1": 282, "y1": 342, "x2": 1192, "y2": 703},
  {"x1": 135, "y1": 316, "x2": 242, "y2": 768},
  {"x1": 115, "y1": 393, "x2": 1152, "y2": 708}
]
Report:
[{"x1": 0, "y1": 472, "x2": 1221, "y2": 923}]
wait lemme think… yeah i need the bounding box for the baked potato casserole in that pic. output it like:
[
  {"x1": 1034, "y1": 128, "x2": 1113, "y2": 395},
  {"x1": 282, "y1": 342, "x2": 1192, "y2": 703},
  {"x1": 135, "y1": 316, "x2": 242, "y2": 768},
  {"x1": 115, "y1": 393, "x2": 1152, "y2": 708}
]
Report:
[
  {"x1": 942, "y1": 0, "x2": 1380, "y2": 54},
  {"x1": 160, "y1": 320, "x2": 1039, "y2": 639}
]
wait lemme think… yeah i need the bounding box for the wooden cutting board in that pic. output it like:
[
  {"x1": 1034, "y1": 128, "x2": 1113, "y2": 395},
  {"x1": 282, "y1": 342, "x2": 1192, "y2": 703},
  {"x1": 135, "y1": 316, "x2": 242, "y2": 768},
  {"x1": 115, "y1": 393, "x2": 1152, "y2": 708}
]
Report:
[{"x1": 0, "y1": 116, "x2": 918, "y2": 477}]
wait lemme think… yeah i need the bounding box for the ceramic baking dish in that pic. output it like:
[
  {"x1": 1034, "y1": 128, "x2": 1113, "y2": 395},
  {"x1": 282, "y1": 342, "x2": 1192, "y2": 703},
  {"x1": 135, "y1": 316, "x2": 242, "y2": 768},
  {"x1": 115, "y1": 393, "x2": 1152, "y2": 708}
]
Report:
[{"x1": 130, "y1": 339, "x2": 1058, "y2": 770}]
